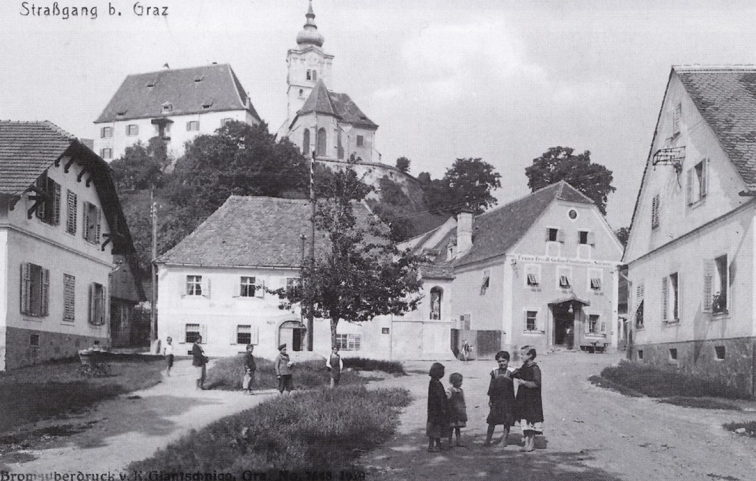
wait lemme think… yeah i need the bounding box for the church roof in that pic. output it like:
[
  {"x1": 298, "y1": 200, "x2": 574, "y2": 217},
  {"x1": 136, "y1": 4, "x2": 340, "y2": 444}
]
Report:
[
  {"x1": 297, "y1": 79, "x2": 378, "y2": 129},
  {"x1": 95, "y1": 64, "x2": 260, "y2": 123}
]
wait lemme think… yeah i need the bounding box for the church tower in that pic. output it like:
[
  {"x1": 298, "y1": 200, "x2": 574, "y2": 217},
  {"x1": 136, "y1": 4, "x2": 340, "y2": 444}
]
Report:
[{"x1": 285, "y1": 1, "x2": 334, "y2": 123}]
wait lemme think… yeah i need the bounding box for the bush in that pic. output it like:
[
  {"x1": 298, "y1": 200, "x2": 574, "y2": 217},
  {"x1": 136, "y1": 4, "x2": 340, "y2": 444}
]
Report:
[
  {"x1": 343, "y1": 357, "x2": 405, "y2": 375},
  {"x1": 205, "y1": 356, "x2": 362, "y2": 391},
  {"x1": 597, "y1": 360, "x2": 746, "y2": 399},
  {"x1": 126, "y1": 386, "x2": 412, "y2": 475},
  {"x1": 724, "y1": 421, "x2": 756, "y2": 436}
]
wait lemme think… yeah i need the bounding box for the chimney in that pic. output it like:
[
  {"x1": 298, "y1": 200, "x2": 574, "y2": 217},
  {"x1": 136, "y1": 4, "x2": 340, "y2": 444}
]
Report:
[{"x1": 456, "y1": 210, "x2": 473, "y2": 257}]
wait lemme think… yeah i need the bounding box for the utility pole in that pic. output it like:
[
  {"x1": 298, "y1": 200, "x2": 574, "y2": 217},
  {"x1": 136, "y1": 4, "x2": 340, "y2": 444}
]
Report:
[
  {"x1": 150, "y1": 187, "x2": 158, "y2": 350},
  {"x1": 307, "y1": 152, "x2": 316, "y2": 351}
]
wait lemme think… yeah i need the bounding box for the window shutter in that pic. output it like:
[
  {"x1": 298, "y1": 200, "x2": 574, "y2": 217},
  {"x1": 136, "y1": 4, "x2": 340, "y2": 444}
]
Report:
[
  {"x1": 52, "y1": 182, "x2": 61, "y2": 226},
  {"x1": 588, "y1": 232, "x2": 596, "y2": 246},
  {"x1": 200, "y1": 324, "x2": 208, "y2": 343},
  {"x1": 701, "y1": 159, "x2": 708, "y2": 198},
  {"x1": 102, "y1": 285, "x2": 108, "y2": 325},
  {"x1": 230, "y1": 325, "x2": 237, "y2": 345},
  {"x1": 41, "y1": 268, "x2": 50, "y2": 316},
  {"x1": 251, "y1": 326, "x2": 260, "y2": 345},
  {"x1": 686, "y1": 169, "x2": 693, "y2": 205},
  {"x1": 651, "y1": 195, "x2": 660, "y2": 228},
  {"x1": 203, "y1": 278, "x2": 211, "y2": 298},
  {"x1": 67, "y1": 191, "x2": 77, "y2": 234},
  {"x1": 662, "y1": 276, "x2": 668, "y2": 321},
  {"x1": 20, "y1": 263, "x2": 31, "y2": 315},
  {"x1": 35, "y1": 175, "x2": 46, "y2": 220},
  {"x1": 676, "y1": 275, "x2": 682, "y2": 321},
  {"x1": 82, "y1": 202, "x2": 90, "y2": 241},
  {"x1": 95, "y1": 207, "x2": 102, "y2": 244},
  {"x1": 557, "y1": 229, "x2": 565, "y2": 243},
  {"x1": 255, "y1": 280, "x2": 265, "y2": 298},
  {"x1": 88, "y1": 283, "x2": 95, "y2": 324},
  {"x1": 179, "y1": 276, "x2": 187, "y2": 297},
  {"x1": 703, "y1": 259, "x2": 714, "y2": 312},
  {"x1": 545, "y1": 228, "x2": 550, "y2": 241}
]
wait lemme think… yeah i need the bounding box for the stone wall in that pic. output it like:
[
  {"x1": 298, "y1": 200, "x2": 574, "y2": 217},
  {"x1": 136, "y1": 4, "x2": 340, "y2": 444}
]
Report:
[
  {"x1": 634, "y1": 337, "x2": 755, "y2": 397},
  {"x1": 4, "y1": 326, "x2": 107, "y2": 371}
]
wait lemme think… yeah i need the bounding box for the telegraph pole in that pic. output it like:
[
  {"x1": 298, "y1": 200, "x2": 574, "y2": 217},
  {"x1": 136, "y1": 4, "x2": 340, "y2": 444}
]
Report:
[
  {"x1": 307, "y1": 152, "x2": 316, "y2": 351},
  {"x1": 150, "y1": 187, "x2": 158, "y2": 348}
]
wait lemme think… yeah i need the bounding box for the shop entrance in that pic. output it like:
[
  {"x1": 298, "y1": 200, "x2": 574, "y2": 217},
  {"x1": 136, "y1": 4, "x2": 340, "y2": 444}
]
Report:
[{"x1": 549, "y1": 296, "x2": 589, "y2": 350}]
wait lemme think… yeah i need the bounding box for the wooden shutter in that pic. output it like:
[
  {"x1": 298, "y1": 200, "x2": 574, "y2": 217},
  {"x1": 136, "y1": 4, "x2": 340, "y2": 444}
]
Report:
[
  {"x1": 686, "y1": 169, "x2": 694, "y2": 205},
  {"x1": 651, "y1": 195, "x2": 660, "y2": 228},
  {"x1": 102, "y1": 285, "x2": 108, "y2": 325},
  {"x1": 20, "y1": 263, "x2": 31, "y2": 315},
  {"x1": 67, "y1": 191, "x2": 77, "y2": 234},
  {"x1": 545, "y1": 228, "x2": 550, "y2": 241},
  {"x1": 202, "y1": 277, "x2": 211, "y2": 298},
  {"x1": 588, "y1": 232, "x2": 596, "y2": 246},
  {"x1": 88, "y1": 283, "x2": 95, "y2": 324},
  {"x1": 662, "y1": 276, "x2": 668, "y2": 321},
  {"x1": 557, "y1": 229, "x2": 565, "y2": 243},
  {"x1": 701, "y1": 159, "x2": 708, "y2": 198},
  {"x1": 251, "y1": 326, "x2": 260, "y2": 345},
  {"x1": 255, "y1": 279, "x2": 265, "y2": 298},
  {"x1": 35, "y1": 175, "x2": 46, "y2": 220},
  {"x1": 51, "y1": 181, "x2": 61, "y2": 226},
  {"x1": 41, "y1": 268, "x2": 50, "y2": 316},
  {"x1": 200, "y1": 324, "x2": 208, "y2": 343},
  {"x1": 703, "y1": 259, "x2": 714, "y2": 312},
  {"x1": 82, "y1": 202, "x2": 90, "y2": 241},
  {"x1": 95, "y1": 207, "x2": 102, "y2": 244}
]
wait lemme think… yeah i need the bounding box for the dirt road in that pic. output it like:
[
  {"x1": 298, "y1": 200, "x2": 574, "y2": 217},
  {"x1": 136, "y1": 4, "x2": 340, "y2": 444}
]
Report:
[
  {"x1": 362, "y1": 352, "x2": 756, "y2": 481},
  {"x1": 1, "y1": 359, "x2": 277, "y2": 474}
]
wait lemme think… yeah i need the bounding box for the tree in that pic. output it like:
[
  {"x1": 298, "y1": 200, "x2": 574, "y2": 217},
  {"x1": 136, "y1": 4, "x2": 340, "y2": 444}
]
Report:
[
  {"x1": 423, "y1": 158, "x2": 502, "y2": 215},
  {"x1": 370, "y1": 176, "x2": 416, "y2": 241},
  {"x1": 110, "y1": 137, "x2": 167, "y2": 193},
  {"x1": 525, "y1": 146, "x2": 616, "y2": 215},
  {"x1": 614, "y1": 227, "x2": 630, "y2": 248},
  {"x1": 395, "y1": 156, "x2": 411, "y2": 173},
  {"x1": 279, "y1": 162, "x2": 425, "y2": 348}
]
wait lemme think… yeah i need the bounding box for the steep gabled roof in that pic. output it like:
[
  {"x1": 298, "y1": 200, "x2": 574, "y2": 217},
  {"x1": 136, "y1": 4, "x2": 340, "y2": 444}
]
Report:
[
  {"x1": 296, "y1": 79, "x2": 378, "y2": 129},
  {"x1": 0, "y1": 121, "x2": 136, "y2": 256},
  {"x1": 95, "y1": 64, "x2": 260, "y2": 123},
  {"x1": 158, "y1": 196, "x2": 379, "y2": 268},
  {"x1": 425, "y1": 181, "x2": 593, "y2": 268},
  {"x1": 329, "y1": 92, "x2": 378, "y2": 129},
  {"x1": 676, "y1": 66, "x2": 756, "y2": 190},
  {"x1": 299, "y1": 79, "x2": 339, "y2": 117}
]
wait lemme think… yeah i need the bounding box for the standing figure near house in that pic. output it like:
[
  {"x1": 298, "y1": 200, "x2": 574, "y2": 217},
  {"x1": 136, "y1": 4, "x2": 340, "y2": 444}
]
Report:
[
  {"x1": 275, "y1": 344, "x2": 294, "y2": 395},
  {"x1": 192, "y1": 336, "x2": 208, "y2": 390},
  {"x1": 326, "y1": 345, "x2": 343, "y2": 389},
  {"x1": 483, "y1": 351, "x2": 515, "y2": 447},
  {"x1": 446, "y1": 372, "x2": 467, "y2": 447},
  {"x1": 242, "y1": 344, "x2": 256, "y2": 395},
  {"x1": 426, "y1": 362, "x2": 449, "y2": 452},
  {"x1": 513, "y1": 346, "x2": 544, "y2": 452},
  {"x1": 163, "y1": 337, "x2": 174, "y2": 377},
  {"x1": 461, "y1": 340, "x2": 473, "y2": 363}
]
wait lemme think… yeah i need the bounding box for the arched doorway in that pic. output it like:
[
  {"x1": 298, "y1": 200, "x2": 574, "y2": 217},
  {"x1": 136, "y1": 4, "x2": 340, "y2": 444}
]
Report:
[{"x1": 278, "y1": 320, "x2": 307, "y2": 352}]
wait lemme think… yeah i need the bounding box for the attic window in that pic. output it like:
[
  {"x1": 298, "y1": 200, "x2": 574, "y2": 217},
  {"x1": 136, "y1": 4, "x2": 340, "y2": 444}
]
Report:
[
  {"x1": 194, "y1": 75, "x2": 204, "y2": 83},
  {"x1": 116, "y1": 108, "x2": 128, "y2": 116},
  {"x1": 162, "y1": 102, "x2": 173, "y2": 113},
  {"x1": 146, "y1": 78, "x2": 157, "y2": 88},
  {"x1": 202, "y1": 100, "x2": 214, "y2": 109}
]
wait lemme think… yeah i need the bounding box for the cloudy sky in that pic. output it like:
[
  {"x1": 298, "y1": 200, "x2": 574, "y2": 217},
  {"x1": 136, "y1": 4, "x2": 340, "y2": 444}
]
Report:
[{"x1": 2, "y1": 0, "x2": 756, "y2": 229}]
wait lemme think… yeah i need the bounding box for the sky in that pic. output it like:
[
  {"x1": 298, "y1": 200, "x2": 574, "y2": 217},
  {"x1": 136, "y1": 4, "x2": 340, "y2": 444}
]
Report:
[{"x1": 2, "y1": 0, "x2": 756, "y2": 230}]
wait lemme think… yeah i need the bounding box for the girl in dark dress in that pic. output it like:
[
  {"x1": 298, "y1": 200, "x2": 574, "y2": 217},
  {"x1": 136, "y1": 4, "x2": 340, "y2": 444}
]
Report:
[
  {"x1": 426, "y1": 362, "x2": 449, "y2": 452},
  {"x1": 483, "y1": 351, "x2": 515, "y2": 447},
  {"x1": 513, "y1": 346, "x2": 544, "y2": 452}
]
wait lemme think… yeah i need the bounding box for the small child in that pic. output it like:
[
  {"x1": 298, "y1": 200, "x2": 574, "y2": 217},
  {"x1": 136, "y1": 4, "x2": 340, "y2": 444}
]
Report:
[
  {"x1": 242, "y1": 344, "x2": 256, "y2": 395},
  {"x1": 446, "y1": 372, "x2": 467, "y2": 447},
  {"x1": 426, "y1": 362, "x2": 449, "y2": 452},
  {"x1": 483, "y1": 351, "x2": 515, "y2": 447},
  {"x1": 163, "y1": 337, "x2": 174, "y2": 376}
]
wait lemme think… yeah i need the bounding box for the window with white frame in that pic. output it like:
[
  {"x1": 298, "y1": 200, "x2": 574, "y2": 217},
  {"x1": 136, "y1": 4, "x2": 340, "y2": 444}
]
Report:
[
  {"x1": 525, "y1": 264, "x2": 540, "y2": 288},
  {"x1": 578, "y1": 231, "x2": 589, "y2": 245},
  {"x1": 545, "y1": 228, "x2": 563, "y2": 256},
  {"x1": 557, "y1": 266, "x2": 572, "y2": 289},
  {"x1": 525, "y1": 310, "x2": 538, "y2": 332},
  {"x1": 186, "y1": 121, "x2": 200, "y2": 131},
  {"x1": 588, "y1": 269, "x2": 603, "y2": 292},
  {"x1": 185, "y1": 323, "x2": 201, "y2": 343},
  {"x1": 88, "y1": 282, "x2": 106, "y2": 325},
  {"x1": 336, "y1": 333, "x2": 361, "y2": 351},
  {"x1": 635, "y1": 282, "x2": 645, "y2": 328},
  {"x1": 662, "y1": 272, "x2": 679, "y2": 323},
  {"x1": 187, "y1": 275, "x2": 203, "y2": 296},
  {"x1": 20, "y1": 263, "x2": 49, "y2": 317},
  {"x1": 704, "y1": 255, "x2": 728, "y2": 314},
  {"x1": 588, "y1": 314, "x2": 600, "y2": 334},
  {"x1": 35, "y1": 172, "x2": 61, "y2": 226},
  {"x1": 100, "y1": 148, "x2": 113, "y2": 160},
  {"x1": 240, "y1": 276, "x2": 256, "y2": 297},
  {"x1": 63, "y1": 274, "x2": 75, "y2": 322},
  {"x1": 126, "y1": 124, "x2": 139, "y2": 136},
  {"x1": 237, "y1": 325, "x2": 252, "y2": 345},
  {"x1": 100, "y1": 126, "x2": 113, "y2": 138},
  {"x1": 480, "y1": 269, "x2": 490, "y2": 295},
  {"x1": 651, "y1": 194, "x2": 660, "y2": 229},
  {"x1": 687, "y1": 159, "x2": 708, "y2": 205}
]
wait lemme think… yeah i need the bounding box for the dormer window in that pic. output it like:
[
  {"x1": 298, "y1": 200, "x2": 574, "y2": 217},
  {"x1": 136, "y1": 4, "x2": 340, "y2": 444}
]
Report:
[
  {"x1": 194, "y1": 75, "x2": 204, "y2": 83},
  {"x1": 202, "y1": 100, "x2": 214, "y2": 109},
  {"x1": 116, "y1": 108, "x2": 128, "y2": 117},
  {"x1": 162, "y1": 102, "x2": 173, "y2": 114},
  {"x1": 146, "y1": 78, "x2": 157, "y2": 88}
]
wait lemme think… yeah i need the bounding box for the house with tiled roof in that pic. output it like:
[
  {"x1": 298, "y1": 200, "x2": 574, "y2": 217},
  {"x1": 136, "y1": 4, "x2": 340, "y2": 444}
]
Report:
[
  {"x1": 155, "y1": 195, "x2": 453, "y2": 360},
  {"x1": 406, "y1": 181, "x2": 623, "y2": 358},
  {"x1": 94, "y1": 63, "x2": 260, "y2": 161},
  {"x1": 0, "y1": 121, "x2": 142, "y2": 370},
  {"x1": 624, "y1": 65, "x2": 756, "y2": 396}
]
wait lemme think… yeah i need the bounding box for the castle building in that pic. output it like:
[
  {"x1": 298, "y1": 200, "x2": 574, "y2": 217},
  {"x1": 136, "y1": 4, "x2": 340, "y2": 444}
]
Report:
[{"x1": 277, "y1": 1, "x2": 380, "y2": 164}]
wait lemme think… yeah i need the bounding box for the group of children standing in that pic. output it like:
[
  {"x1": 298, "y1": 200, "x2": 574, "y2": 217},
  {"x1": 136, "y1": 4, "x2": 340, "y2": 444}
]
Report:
[{"x1": 427, "y1": 346, "x2": 543, "y2": 453}]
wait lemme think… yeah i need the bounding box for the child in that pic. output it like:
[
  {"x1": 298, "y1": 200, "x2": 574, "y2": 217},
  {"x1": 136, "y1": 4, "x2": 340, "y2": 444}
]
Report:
[
  {"x1": 242, "y1": 344, "x2": 256, "y2": 395},
  {"x1": 483, "y1": 351, "x2": 515, "y2": 447},
  {"x1": 446, "y1": 372, "x2": 467, "y2": 447},
  {"x1": 274, "y1": 344, "x2": 294, "y2": 395},
  {"x1": 513, "y1": 346, "x2": 544, "y2": 452},
  {"x1": 326, "y1": 345, "x2": 343, "y2": 389},
  {"x1": 163, "y1": 336, "x2": 174, "y2": 377},
  {"x1": 426, "y1": 362, "x2": 449, "y2": 452}
]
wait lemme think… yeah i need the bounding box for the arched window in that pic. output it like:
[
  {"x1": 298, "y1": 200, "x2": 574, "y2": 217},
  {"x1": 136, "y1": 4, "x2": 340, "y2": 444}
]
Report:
[
  {"x1": 312, "y1": 70, "x2": 317, "y2": 81},
  {"x1": 316, "y1": 128, "x2": 327, "y2": 157},
  {"x1": 430, "y1": 287, "x2": 443, "y2": 320},
  {"x1": 306, "y1": 70, "x2": 311, "y2": 80},
  {"x1": 302, "y1": 129, "x2": 311, "y2": 156}
]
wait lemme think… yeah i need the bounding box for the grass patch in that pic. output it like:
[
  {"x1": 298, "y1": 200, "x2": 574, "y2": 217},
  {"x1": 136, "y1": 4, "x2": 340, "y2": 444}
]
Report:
[
  {"x1": 660, "y1": 396, "x2": 742, "y2": 410},
  {"x1": 0, "y1": 354, "x2": 164, "y2": 434},
  {"x1": 127, "y1": 385, "x2": 412, "y2": 476},
  {"x1": 343, "y1": 357, "x2": 405, "y2": 375},
  {"x1": 594, "y1": 360, "x2": 746, "y2": 399},
  {"x1": 588, "y1": 375, "x2": 644, "y2": 397},
  {"x1": 205, "y1": 356, "x2": 363, "y2": 391},
  {"x1": 724, "y1": 421, "x2": 756, "y2": 437}
]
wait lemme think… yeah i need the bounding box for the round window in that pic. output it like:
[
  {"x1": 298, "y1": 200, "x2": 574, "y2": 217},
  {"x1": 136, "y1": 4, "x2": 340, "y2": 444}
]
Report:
[{"x1": 568, "y1": 209, "x2": 578, "y2": 220}]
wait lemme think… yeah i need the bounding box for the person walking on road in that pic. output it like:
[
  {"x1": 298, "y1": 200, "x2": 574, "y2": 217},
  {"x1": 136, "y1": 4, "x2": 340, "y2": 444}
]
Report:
[
  {"x1": 483, "y1": 351, "x2": 515, "y2": 447},
  {"x1": 513, "y1": 346, "x2": 544, "y2": 452},
  {"x1": 326, "y1": 345, "x2": 343, "y2": 389},
  {"x1": 426, "y1": 362, "x2": 449, "y2": 452},
  {"x1": 242, "y1": 344, "x2": 256, "y2": 395},
  {"x1": 163, "y1": 337, "x2": 174, "y2": 377},
  {"x1": 192, "y1": 336, "x2": 208, "y2": 390},
  {"x1": 274, "y1": 344, "x2": 294, "y2": 395}
]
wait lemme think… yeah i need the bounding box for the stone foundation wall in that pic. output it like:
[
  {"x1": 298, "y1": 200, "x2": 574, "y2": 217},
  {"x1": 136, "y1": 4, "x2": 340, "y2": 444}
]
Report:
[
  {"x1": 4, "y1": 326, "x2": 108, "y2": 371},
  {"x1": 634, "y1": 337, "x2": 755, "y2": 397}
]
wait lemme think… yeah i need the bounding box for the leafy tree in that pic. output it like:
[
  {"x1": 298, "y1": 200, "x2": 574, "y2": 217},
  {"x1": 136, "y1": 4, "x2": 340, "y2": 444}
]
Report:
[
  {"x1": 110, "y1": 137, "x2": 167, "y2": 193},
  {"x1": 423, "y1": 158, "x2": 502, "y2": 215},
  {"x1": 615, "y1": 227, "x2": 630, "y2": 248},
  {"x1": 525, "y1": 146, "x2": 616, "y2": 215},
  {"x1": 416, "y1": 171, "x2": 432, "y2": 186},
  {"x1": 370, "y1": 176, "x2": 416, "y2": 241},
  {"x1": 278, "y1": 162, "x2": 424, "y2": 348},
  {"x1": 395, "y1": 156, "x2": 411, "y2": 173}
]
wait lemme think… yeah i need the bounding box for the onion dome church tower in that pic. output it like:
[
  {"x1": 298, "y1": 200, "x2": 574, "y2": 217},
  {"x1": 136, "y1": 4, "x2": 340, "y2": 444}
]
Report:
[{"x1": 278, "y1": 0, "x2": 379, "y2": 163}]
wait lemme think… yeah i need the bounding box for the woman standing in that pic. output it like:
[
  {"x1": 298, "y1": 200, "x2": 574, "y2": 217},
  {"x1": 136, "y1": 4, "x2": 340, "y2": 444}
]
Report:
[
  {"x1": 513, "y1": 346, "x2": 543, "y2": 452},
  {"x1": 191, "y1": 336, "x2": 207, "y2": 390}
]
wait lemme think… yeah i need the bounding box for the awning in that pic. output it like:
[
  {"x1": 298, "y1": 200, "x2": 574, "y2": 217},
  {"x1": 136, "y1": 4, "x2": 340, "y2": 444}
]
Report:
[{"x1": 549, "y1": 293, "x2": 591, "y2": 307}]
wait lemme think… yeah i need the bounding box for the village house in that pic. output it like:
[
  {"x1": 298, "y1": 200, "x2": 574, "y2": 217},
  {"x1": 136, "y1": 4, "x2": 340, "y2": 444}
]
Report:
[
  {"x1": 0, "y1": 121, "x2": 140, "y2": 370},
  {"x1": 405, "y1": 181, "x2": 624, "y2": 358},
  {"x1": 94, "y1": 63, "x2": 261, "y2": 161},
  {"x1": 155, "y1": 195, "x2": 454, "y2": 361},
  {"x1": 624, "y1": 65, "x2": 756, "y2": 397}
]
